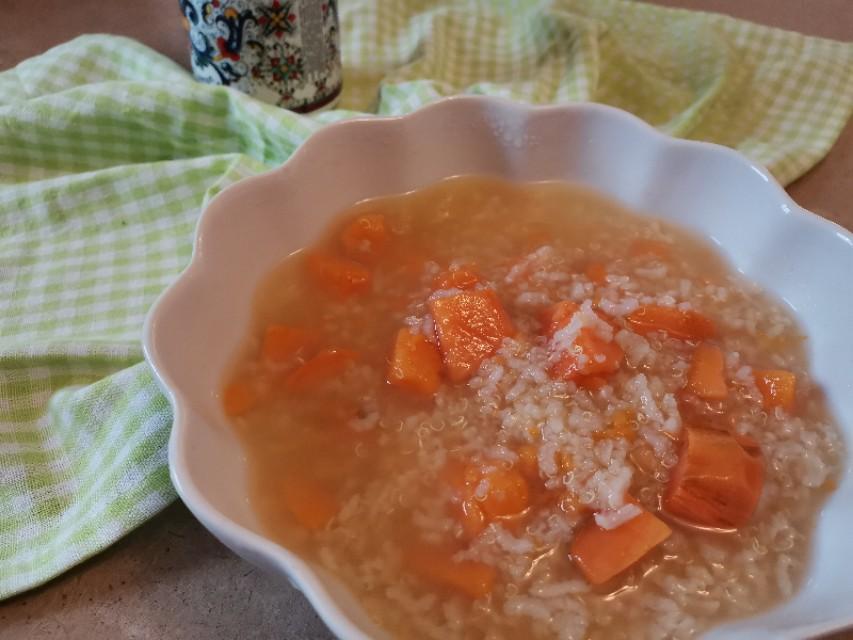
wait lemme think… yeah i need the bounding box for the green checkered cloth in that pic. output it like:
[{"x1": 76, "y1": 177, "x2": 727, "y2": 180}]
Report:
[{"x1": 1, "y1": 0, "x2": 852, "y2": 600}]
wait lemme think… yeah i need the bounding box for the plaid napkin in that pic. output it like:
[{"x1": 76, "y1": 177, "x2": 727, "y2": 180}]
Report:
[{"x1": 1, "y1": 0, "x2": 851, "y2": 600}]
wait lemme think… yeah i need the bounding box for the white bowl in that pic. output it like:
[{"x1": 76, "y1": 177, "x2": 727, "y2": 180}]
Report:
[{"x1": 143, "y1": 96, "x2": 853, "y2": 640}]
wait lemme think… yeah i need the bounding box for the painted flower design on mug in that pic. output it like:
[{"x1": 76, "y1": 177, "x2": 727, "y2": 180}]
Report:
[
  {"x1": 251, "y1": 41, "x2": 304, "y2": 84},
  {"x1": 257, "y1": 0, "x2": 298, "y2": 39}
]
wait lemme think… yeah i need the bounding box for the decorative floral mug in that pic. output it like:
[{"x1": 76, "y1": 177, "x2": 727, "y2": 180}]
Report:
[{"x1": 179, "y1": 0, "x2": 342, "y2": 112}]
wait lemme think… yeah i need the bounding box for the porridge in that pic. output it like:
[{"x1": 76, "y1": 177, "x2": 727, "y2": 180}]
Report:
[{"x1": 222, "y1": 176, "x2": 843, "y2": 639}]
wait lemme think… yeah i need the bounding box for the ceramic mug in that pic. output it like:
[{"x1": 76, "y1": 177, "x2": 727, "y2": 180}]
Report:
[{"x1": 179, "y1": 0, "x2": 342, "y2": 112}]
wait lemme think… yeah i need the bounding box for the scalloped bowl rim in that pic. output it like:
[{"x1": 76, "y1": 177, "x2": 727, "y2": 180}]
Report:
[{"x1": 143, "y1": 96, "x2": 853, "y2": 640}]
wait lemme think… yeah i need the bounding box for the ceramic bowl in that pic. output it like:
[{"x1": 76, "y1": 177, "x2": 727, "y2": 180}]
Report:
[{"x1": 142, "y1": 96, "x2": 853, "y2": 640}]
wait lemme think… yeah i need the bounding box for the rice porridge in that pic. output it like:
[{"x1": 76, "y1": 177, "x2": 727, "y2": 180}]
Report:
[{"x1": 221, "y1": 176, "x2": 843, "y2": 639}]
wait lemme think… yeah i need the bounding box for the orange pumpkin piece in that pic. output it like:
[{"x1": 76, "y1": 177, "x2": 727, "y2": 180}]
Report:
[
  {"x1": 754, "y1": 369, "x2": 796, "y2": 412},
  {"x1": 557, "y1": 451, "x2": 575, "y2": 473},
  {"x1": 570, "y1": 508, "x2": 672, "y2": 585},
  {"x1": 479, "y1": 466, "x2": 530, "y2": 518},
  {"x1": 429, "y1": 290, "x2": 515, "y2": 382},
  {"x1": 281, "y1": 477, "x2": 338, "y2": 530},
  {"x1": 593, "y1": 409, "x2": 636, "y2": 442},
  {"x1": 540, "y1": 301, "x2": 580, "y2": 338},
  {"x1": 735, "y1": 433, "x2": 762, "y2": 455},
  {"x1": 576, "y1": 375, "x2": 608, "y2": 391},
  {"x1": 340, "y1": 213, "x2": 389, "y2": 262},
  {"x1": 687, "y1": 343, "x2": 727, "y2": 400},
  {"x1": 284, "y1": 348, "x2": 358, "y2": 391},
  {"x1": 443, "y1": 460, "x2": 529, "y2": 537},
  {"x1": 458, "y1": 499, "x2": 487, "y2": 539},
  {"x1": 541, "y1": 301, "x2": 616, "y2": 339},
  {"x1": 261, "y1": 324, "x2": 321, "y2": 362},
  {"x1": 222, "y1": 380, "x2": 258, "y2": 416},
  {"x1": 585, "y1": 262, "x2": 608, "y2": 285},
  {"x1": 307, "y1": 253, "x2": 372, "y2": 298},
  {"x1": 626, "y1": 305, "x2": 715, "y2": 341},
  {"x1": 405, "y1": 544, "x2": 496, "y2": 599},
  {"x1": 663, "y1": 426, "x2": 764, "y2": 529},
  {"x1": 432, "y1": 264, "x2": 480, "y2": 291},
  {"x1": 444, "y1": 461, "x2": 530, "y2": 517},
  {"x1": 387, "y1": 328, "x2": 443, "y2": 395},
  {"x1": 550, "y1": 328, "x2": 624, "y2": 382},
  {"x1": 441, "y1": 459, "x2": 475, "y2": 494},
  {"x1": 515, "y1": 444, "x2": 540, "y2": 481},
  {"x1": 629, "y1": 238, "x2": 671, "y2": 259}
]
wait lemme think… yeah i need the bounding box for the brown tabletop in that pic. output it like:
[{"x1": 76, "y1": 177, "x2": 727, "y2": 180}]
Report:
[{"x1": 2, "y1": 1, "x2": 851, "y2": 639}]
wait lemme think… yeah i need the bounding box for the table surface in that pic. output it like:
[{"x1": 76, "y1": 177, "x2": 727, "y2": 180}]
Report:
[{"x1": 2, "y1": 1, "x2": 851, "y2": 639}]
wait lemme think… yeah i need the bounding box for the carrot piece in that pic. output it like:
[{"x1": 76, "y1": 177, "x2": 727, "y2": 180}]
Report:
[
  {"x1": 687, "y1": 343, "x2": 728, "y2": 400},
  {"x1": 282, "y1": 477, "x2": 338, "y2": 530},
  {"x1": 285, "y1": 348, "x2": 358, "y2": 391},
  {"x1": 222, "y1": 380, "x2": 257, "y2": 416},
  {"x1": 754, "y1": 369, "x2": 796, "y2": 412},
  {"x1": 570, "y1": 508, "x2": 672, "y2": 585},
  {"x1": 405, "y1": 544, "x2": 496, "y2": 599},
  {"x1": 629, "y1": 239, "x2": 671, "y2": 259},
  {"x1": 261, "y1": 324, "x2": 321, "y2": 362},
  {"x1": 585, "y1": 262, "x2": 608, "y2": 285},
  {"x1": 663, "y1": 426, "x2": 764, "y2": 529},
  {"x1": 540, "y1": 301, "x2": 579, "y2": 338},
  {"x1": 479, "y1": 466, "x2": 530, "y2": 518},
  {"x1": 340, "y1": 213, "x2": 389, "y2": 262},
  {"x1": 626, "y1": 305, "x2": 715, "y2": 341},
  {"x1": 432, "y1": 264, "x2": 480, "y2": 291},
  {"x1": 550, "y1": 328, "x2": 624, "y2": 382},
  {"x1": 387, "y1": 328, "x2": 443, "y2": 395},
  {"x1": 429, "y1": 290, "x2": 515, "y2": 383},
  {"x1": 307, "y1": 253, "x2": 372, "y2": 298}
]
